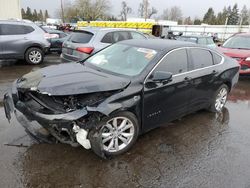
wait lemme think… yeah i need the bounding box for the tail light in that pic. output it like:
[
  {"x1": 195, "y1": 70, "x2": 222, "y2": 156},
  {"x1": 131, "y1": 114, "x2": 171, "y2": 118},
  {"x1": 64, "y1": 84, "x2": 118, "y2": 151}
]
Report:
[{"x1": 76, "y1": 47, "x2": 94, "y2": 54}]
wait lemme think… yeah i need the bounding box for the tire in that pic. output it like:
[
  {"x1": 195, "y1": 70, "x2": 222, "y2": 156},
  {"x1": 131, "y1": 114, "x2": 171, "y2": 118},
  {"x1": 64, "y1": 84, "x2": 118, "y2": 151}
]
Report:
[
  {"x1": 25, "y1": 47, "x2": 44, "y2": 65},
  {"x1": 209, "y1": 84, "x2": 229, "y2": 113},
  {"x1": 94, "y1": 111, "x2": 139, "y2": 156}
]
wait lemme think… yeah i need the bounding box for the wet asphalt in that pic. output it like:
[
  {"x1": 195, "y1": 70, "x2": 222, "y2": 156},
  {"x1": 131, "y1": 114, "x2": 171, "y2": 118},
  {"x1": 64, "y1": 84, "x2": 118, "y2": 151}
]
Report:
[{"x1": 1, "y1": 55, "x2": 250, "y2": 188}]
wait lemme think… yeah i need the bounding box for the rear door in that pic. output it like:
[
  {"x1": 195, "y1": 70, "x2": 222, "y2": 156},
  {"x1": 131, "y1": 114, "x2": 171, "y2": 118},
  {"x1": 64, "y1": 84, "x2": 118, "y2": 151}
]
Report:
[
  {"x1": 130, "y1": 31, "x2": 147, "y2": 39},
  {"x1": 187, "y1": 48, "x2": 220, "y2": 112}
]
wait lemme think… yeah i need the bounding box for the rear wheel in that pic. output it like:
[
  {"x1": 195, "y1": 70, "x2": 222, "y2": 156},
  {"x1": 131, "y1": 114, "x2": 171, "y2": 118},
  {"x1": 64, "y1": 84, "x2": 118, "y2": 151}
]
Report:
[
  {"x1": 210, "y1": 84, "x2": 229, "y2": 112},
  {"x1": 99, "y1": 111, "x2": 139, "y2": 156},
  {"x1": 25, "y1": 47, "x2": 44, "y2": 65}
]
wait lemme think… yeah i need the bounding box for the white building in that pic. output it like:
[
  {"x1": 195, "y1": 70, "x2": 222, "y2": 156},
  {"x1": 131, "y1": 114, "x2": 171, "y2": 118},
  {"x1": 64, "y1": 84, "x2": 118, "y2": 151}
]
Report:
[{"x1": 0, "y1": 0, "x2": 21, "y2": 20}]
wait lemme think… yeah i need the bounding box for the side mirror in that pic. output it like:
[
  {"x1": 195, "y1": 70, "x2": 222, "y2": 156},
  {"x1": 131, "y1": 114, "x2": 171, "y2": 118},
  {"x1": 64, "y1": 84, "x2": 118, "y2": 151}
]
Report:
[{"x1": 151, "y1": 71, "x2": 173, "y2": 82}]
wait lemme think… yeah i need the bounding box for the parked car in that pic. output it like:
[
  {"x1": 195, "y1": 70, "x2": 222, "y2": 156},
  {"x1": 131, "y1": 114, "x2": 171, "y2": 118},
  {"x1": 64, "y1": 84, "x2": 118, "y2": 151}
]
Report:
[
  {"x1": 4, "y1": 39, "x2": 239, "y2": 158},
  {"x1": 43, "y1": 29, "x2": 69, "y2": 54},
  {"x1": 217, "y1": 33, "x2": 250, "y2": 75},
  {"x1": 0, "y1": 20, "x2": 51, "y2": 64},
  {"x1": 176, "y1": 35, "x2": 217, "y2": 48},
  {"x1": 61, "y1": 28, "x2": 148, "y2": 62}
]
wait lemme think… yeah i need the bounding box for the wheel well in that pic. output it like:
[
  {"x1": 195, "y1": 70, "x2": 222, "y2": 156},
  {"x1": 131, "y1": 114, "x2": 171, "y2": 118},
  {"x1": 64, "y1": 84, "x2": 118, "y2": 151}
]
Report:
[
  {"x1": 109, "y1": 107, "x2": 141, "y2": 130},
  {"x1": 224, "y1": 81, "x2": 232, "y2": 92},
  {"x1": 24, "y1": 45, "x2": 43, "y2": 56}
]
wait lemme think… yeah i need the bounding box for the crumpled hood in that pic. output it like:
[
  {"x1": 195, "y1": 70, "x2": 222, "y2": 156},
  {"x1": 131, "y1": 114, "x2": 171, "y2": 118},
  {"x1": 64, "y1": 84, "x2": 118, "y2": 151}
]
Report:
[{"x1": 17, "y1": 63, "x2": 131, "y2": 96}]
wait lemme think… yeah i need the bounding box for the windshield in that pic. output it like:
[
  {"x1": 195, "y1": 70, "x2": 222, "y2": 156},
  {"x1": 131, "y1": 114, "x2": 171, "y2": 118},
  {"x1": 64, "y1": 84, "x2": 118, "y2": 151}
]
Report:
[
  {"x1": 86, "y1": 44, "x2": 158, "y2": 76},
  {"x1": 223, "y1": 36, "x2": 250, "y2": 49}
]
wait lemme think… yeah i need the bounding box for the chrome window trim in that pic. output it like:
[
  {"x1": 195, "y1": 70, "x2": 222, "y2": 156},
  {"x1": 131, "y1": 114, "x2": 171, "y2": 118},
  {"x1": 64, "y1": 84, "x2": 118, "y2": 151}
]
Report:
[{"x1": 144, "y1": 46, "x2": 224, "y2": 84}]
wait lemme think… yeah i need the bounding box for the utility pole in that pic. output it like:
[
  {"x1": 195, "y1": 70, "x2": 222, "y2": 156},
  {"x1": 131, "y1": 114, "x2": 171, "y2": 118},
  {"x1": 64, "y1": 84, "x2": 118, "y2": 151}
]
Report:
[
  {"x1": 60, "y1": 0, "x2": 65, "y2": 23},
  {"x1": 143, "y1": 0, "x2": 149, "y2": 21}
]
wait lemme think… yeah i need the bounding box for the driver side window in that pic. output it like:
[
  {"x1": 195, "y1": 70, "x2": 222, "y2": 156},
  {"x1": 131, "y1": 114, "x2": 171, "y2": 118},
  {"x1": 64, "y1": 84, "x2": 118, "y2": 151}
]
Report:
[{"x1": 154, "y1": 49, "x2": 188, "y2": 75}]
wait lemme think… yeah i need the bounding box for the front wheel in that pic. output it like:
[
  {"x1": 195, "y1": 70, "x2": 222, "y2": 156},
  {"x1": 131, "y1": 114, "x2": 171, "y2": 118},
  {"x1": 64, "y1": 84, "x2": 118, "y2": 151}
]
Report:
[
  {"x1": 25, "y1": 47, "x2": 44, "y2": 65},
  {"x1": 97, "y1": 111, "x2": 139, "y2": 156},
  {"x1": 210, "y1": 84, "x2": 229, "y2": 112}
]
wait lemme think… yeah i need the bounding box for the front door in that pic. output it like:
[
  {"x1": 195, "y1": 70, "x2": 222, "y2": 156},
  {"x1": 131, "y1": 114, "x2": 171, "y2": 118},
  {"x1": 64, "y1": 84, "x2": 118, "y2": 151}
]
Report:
[{"x1": 142, "y1": 49, "x2": 192, "y2": 132}]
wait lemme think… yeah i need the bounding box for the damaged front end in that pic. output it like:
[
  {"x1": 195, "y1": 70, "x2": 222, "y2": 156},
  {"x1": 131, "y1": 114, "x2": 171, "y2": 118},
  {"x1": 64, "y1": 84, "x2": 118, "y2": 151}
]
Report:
[
  {"x1": 4, "y1": 80, "x2": 120, "y2": 158},
  {"x1": 3, "y1": 63, "x2": 142, "y2": 158}
]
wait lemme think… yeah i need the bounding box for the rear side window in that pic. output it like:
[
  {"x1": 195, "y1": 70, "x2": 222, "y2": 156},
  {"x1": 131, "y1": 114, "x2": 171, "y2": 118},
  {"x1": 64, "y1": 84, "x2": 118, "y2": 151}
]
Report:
[
  {"x1": 101, "y1": 31, "x2": 132, "y2": 44},
  {"x1": 113, "y1": 31, "x2": 131, "y2": 43},
  {"x1": 189, "y1": 49, "x2": 213, "y2": 69},
  {"x1": 0, "y1": 24, "x2": 34, "y2": 35},
  {"x1": 68, "y1": 32, "x2": 93, "y2": 43},
  {"x1": 212, "y1": 52, "x2": 223, "y2": 64},
  {"x1": 101, "y1": 32, "x2": 113, "y2": 43},
  {"x1": 130, "y1": 32, "x2": 146, "y2": 39},
  {"x1": 155, "y1": 49, "x2": 188, "y2": 75}
]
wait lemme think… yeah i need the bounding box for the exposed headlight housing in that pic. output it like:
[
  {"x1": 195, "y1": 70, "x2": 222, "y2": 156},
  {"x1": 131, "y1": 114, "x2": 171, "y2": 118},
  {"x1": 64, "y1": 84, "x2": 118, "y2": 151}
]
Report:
[{"x1": 245, "y1": 57, "x2": 250, "y2": 61}]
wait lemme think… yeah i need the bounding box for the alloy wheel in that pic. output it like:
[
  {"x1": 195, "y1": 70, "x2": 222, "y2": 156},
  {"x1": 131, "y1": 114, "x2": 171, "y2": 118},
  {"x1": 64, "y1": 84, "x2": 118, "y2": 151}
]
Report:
[
  {"x1": 101, "y1": 117, "x2": 135, "y2": 153},
  {"x1": 215, "y1": 87, "x2": 228, "y2": 112},
  {"x1": 29, "y1": 50, "x2": 42, "y2": 64}
]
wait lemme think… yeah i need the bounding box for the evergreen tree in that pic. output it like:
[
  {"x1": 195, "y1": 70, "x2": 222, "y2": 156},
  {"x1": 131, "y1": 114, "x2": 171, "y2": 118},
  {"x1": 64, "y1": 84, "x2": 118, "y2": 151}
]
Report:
[
  {"x1": 216, "y1": 7, "x2": 228, "y2": 25},
  {"x1": 33, "y1": 9, "x2": 38, "y2": 21},
  {"x1": 228, "y1": 4, "x2": 239, "y2": 25},
  {"x1": 44, "y1": 10, "x2": 49, "y2": 21},
  {"x1": 194, "y1": 18, "x2": 202, "y2": 25},
  {"x1": 241, "y1": 5, "x2": 249, "y2": 25},
  {"x1": 21, "y1": 8, "x2": 26, "y2": 19},
  {"x1": 26, "y1": 7, "x2": 33, "y2": 20},
  {"x1": 184, "y1": 17, "x2": 192, "y2": 25},
  {"x1": 203, "y1": 7, "x2": 216, "y2": 24},
  {"x1": 38, "y1": 10, "x2": 44, "y2": 22}
]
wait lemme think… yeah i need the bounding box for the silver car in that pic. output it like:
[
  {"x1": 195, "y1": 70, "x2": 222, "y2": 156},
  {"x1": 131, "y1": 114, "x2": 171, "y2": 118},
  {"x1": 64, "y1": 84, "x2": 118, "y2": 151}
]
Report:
[
  {"x1": 61, "y1": 28, "x2": 148, "y2": 62},
  {"x1": 0, "y1": 20, "x2": 50, "y2": 64}
]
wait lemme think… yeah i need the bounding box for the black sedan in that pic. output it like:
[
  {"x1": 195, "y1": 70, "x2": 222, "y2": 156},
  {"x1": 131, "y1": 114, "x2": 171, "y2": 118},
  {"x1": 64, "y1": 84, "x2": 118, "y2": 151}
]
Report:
[{"x1": 3, "y1": 39, "x2": 239, "y2": 158}]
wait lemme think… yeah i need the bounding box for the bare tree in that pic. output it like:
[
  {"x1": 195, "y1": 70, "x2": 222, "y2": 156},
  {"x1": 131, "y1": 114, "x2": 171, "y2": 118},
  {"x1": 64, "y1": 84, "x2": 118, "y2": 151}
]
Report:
[
  {"x1": 138, "y1": 3, "x2": 144, "y2": 18},
  {"x1": 76, "y1": 0, "x2": 110, "y2": 20},
  {"x1": 56, "y1": 0, "x2": 78, "y2": 22},
  {"x1": 148, "y1": 7, "x2": 157, "y2": 18},
  {"x1": 161, "y1": 8, "x2": 170, "y2": 20},
  {"x1": 161, "y1": 6, "x2": 182, "y2": 21},
  {"x1": 120, "y1": 1, "x2": 132, "y2": 21},
  {"x1": 138, "y1": 0, "x2": 157, "y2": 20}
]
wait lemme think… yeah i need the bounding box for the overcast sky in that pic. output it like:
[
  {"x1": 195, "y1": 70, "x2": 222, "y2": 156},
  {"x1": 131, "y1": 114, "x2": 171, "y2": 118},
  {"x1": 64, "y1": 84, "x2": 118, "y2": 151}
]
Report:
[{"x1": 21, "y1": 0, "x2": 250, "y2": 19}]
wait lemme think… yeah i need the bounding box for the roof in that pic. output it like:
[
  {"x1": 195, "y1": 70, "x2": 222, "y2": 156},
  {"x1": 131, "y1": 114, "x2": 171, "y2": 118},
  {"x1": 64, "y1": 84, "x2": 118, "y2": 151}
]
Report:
[
  {"x1": 119, "y1": 39, "x2": 198, "y2": 51},
  {"x1": 0, "y1": 20, "x2": 36, "y2": 26},
  {"x1": 179, "y1": 35, "x2": 212, "y2": 38},
  {"x1": 75, "y1": 27, "x2": 140, "y2": 34},
  {"x1": 234, "y1": 32, "x2": 250, "y2": 37}
]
